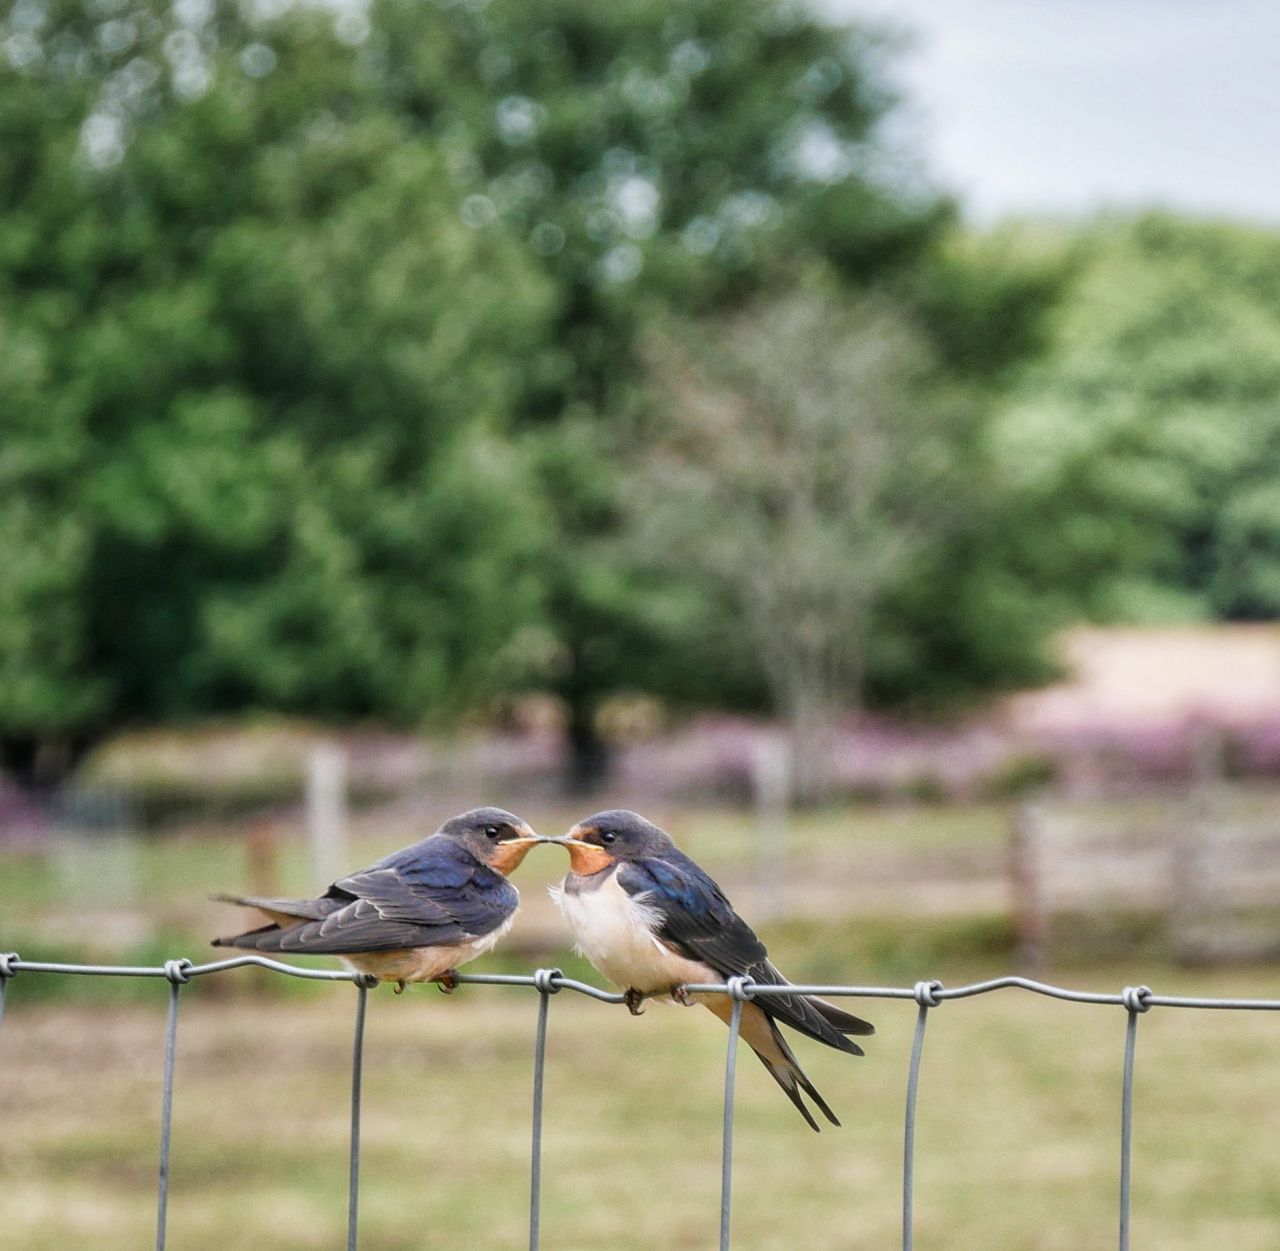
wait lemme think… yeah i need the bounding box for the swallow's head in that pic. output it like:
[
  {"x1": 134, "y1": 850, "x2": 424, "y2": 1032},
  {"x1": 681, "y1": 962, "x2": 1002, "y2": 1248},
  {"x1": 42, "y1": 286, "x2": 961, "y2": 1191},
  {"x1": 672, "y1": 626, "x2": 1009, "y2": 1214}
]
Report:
[
  {"x1": 553, "y1": 809, "x2": 673, "y2": 875},
  {"x1": 441, "y1": 807, "x2": 544, "y2": 875}
]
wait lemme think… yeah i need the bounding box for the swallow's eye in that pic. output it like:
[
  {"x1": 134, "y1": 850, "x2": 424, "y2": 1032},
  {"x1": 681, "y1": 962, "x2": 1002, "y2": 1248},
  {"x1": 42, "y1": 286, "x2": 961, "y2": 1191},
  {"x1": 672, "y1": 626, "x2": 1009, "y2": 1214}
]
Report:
[
  {"x1": 599, "y1": 829, "x2": 618, "y2": 845},
  {"x1": 484, "y1": 824, "x2": 502, "y2": 840}
]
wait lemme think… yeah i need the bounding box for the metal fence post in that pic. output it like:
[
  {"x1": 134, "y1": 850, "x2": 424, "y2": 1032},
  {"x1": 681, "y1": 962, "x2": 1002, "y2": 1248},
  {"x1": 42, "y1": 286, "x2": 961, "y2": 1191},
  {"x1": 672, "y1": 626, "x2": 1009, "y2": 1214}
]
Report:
[
  {"x1": 720, "y1": 978, "x2": 751, "y2": 1251},
  {"x1": 348, "y1": 976, "x2": 376, "y2": 1251},
  {"x1": 529, "y1": 969, "x2": 562, "y2": 1251},
  {"x1": 1119, "y1": 986, "x2": 1151, "y2": 1251},
  {"x1": 903, "y1": 980, "x2": 942, "y2": 1251},
  {"x1": 156, "y1": 960, "x2": 192, "y2": 1251},
  {"x1": 0, "y1": 953, "x2": 17, "y2": 1045}
]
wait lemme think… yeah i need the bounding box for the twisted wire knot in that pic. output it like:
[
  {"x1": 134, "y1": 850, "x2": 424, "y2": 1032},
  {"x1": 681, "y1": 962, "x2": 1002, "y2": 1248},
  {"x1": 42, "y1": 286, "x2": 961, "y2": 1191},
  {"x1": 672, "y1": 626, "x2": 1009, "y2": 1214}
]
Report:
[
  {"x1": 913, "y1": 979, "x2": 944, "y2": 1008},
  {"x1": 1121, "y1": 985, "x2": 1152, "y2": 1014},
  {"x1": 533, "y1": 968, "x2": 563, "y2": 995},
  {"x1": 163, "y1": 959, "x2": 193, "y2": 985},
  {"x1": 726, "y1": 976, "x2": 755, "y2": 1002},
  {"x1": 0, "y1": 952, "x2": 18, "y2": 978},
  {"x1": 353, "y1": 973, "x2": 379, "y2": 990}
]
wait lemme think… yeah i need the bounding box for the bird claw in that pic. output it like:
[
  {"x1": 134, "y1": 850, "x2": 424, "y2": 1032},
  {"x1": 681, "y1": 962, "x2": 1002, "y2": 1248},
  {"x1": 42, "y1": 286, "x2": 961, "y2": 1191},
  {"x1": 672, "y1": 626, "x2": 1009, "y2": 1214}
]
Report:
[
  {"x1": 393, "y1": 980, "x2": 407, "y2": 995},
  {"x1": 673, "y1": 985, "x2": 696, "y2": 1007},
  {"x1": 435, "y1": 969, "x2": 460, "y2": 995},
  {"x1": 623, "y1": 988, "x2": 647, "y2": 1016}
]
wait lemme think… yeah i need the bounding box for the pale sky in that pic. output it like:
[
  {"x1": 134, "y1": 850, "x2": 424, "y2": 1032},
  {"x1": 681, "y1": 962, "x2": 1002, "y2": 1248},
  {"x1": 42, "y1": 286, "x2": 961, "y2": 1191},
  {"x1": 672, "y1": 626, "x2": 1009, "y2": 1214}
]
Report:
[{"x1": 825, "y1": 0, "x2": 1280, "y2": 225}]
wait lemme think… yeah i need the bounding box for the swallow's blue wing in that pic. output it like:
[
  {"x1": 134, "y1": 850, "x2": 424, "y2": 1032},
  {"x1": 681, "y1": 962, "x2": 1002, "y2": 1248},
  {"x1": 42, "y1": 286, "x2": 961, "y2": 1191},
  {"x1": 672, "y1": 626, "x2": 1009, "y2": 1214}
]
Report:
[
  {"x1": 617, "y1": 852, "x2": 768, "y2": 975},
  {"x1": 219, "y1": 838, "x2": 517, "y2": 955},
  {"x1": 618, "y1": 851, "x2": 874, "y2": 1053}
]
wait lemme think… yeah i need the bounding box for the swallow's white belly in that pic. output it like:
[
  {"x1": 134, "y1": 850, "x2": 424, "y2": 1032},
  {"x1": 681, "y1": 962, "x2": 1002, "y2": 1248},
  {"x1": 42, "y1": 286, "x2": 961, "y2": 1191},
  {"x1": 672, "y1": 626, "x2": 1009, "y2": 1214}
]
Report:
[
  {"x1": 551, "y1": 871, "x2": 713, "y2": 994},
  {"x1": 340, "y1": 907, "x2": 517, "y2": 984}
]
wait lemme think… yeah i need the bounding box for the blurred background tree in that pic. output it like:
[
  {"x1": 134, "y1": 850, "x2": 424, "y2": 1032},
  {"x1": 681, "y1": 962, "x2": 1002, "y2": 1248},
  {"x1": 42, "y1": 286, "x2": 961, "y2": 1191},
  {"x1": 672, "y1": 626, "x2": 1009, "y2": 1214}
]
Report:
[
  {"x1": 629, "y1": 287, "x2": 1052, "y2": 799},
  {"x1": 995, "y1": 214, "x2": 1280, "y2": 626},
  {"x1": 0, "y1": 0, "x2": 556, "y2": 782},
  {"x1": 0, "y1": 0, "x2": 1065, "y2": 790}
]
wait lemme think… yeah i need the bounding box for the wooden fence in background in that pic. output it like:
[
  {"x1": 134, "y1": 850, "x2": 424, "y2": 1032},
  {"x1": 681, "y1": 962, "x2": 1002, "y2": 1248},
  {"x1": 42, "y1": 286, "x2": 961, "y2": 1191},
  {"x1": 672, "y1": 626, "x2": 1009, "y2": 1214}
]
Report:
[{"x1": 1011, "y1": 795, "x2": 1280, "y2": 965}]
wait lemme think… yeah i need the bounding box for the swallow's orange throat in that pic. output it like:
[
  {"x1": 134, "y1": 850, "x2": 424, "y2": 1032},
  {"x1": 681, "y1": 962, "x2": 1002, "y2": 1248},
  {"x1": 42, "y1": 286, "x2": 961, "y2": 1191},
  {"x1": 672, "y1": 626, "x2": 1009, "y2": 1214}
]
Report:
[
  {"x1": 565, "y1": 843, "x2": 615, "y2": 876},
  {"x1": 488, "y1": 839, "x2": 540, "y2": 876}
]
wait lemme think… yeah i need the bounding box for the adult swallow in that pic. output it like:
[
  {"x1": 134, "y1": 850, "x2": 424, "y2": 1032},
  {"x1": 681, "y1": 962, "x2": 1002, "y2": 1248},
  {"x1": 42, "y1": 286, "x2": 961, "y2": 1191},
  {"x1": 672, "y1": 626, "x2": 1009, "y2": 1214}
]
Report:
[
  {"x1": 549, "y1": 810, "x2": 873, "y2": 1131},
  {"x1": 212, "y1": 807, "x2": 543, "y2": 991}
]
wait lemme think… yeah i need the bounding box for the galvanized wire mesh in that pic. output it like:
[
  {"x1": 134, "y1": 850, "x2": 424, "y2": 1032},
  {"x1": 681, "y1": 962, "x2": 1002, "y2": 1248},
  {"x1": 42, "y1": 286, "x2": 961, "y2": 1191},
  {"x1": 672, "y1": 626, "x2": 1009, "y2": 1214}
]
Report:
[{"x1": 2, "y1": 951, "x2": 1278, "y2": 1251}]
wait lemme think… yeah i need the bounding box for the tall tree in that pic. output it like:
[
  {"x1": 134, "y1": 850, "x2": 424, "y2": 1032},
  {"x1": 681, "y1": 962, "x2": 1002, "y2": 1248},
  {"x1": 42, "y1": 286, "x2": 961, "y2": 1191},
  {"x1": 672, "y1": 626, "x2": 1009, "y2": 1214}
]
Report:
[
  {"x1": 365, "y1": 0, "x2": 952, "y2": 785},
  {"x1": 0, "y1": 0, "x2": 555, "y2": 782},
  {"x1": 629, "y1": 286, "x2": 1051, "y2": 798}
]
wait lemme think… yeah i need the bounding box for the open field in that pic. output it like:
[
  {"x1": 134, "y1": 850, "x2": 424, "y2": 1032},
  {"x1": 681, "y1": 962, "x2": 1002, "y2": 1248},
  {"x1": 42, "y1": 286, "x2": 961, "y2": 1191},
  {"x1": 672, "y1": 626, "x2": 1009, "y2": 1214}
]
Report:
[
  {"x1": 2, "y1": 962, "x2": 1279, "y2": 1251},
  {"x1": 4, "y1": 793, "x2": 1279, "y2": 1247}
]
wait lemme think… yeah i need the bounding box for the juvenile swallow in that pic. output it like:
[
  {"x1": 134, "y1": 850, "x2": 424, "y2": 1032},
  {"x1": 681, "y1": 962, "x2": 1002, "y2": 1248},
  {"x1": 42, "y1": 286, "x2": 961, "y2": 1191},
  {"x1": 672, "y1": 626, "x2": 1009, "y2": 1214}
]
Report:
[
  {"x1": 212, "y1": 807, "x2": 543, "y2": 991},
  {"x1": 549, "y1": 810, "x2": 873, "y2": 1131}
]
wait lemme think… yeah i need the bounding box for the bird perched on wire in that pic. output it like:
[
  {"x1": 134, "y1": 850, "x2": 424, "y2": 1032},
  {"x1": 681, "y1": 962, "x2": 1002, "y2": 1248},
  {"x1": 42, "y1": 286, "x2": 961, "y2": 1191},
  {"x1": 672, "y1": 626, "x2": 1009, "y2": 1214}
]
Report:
[
  {"x1": 212, "y1": 807, "x2": 544, "y2": 992},
  {"x1": 549, "y1": 809, "x2": 873, "y2": 1131}
]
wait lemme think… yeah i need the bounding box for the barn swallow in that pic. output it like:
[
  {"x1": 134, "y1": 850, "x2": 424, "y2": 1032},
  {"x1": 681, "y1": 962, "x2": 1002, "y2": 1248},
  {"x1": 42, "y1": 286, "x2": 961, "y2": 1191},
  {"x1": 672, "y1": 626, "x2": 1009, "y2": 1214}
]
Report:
[
  {"x1": 549, "y1": 810, "x2": 873, "y2": 1131},
  {"x1": 212, "y1": 807, "x2": 543, "y2": 992}
]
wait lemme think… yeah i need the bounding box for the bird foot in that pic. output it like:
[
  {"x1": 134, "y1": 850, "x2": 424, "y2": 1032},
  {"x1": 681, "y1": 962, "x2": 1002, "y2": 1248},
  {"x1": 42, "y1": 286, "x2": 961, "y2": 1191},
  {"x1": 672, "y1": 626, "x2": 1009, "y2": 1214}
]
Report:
[
  {"x1": 623, "y1": 988, "x2": 647, "y2": 1016},
  {"x1": 435, "y1": 969, "x2": 460, "y2": 995},
  {"x1": 673, "y1": 985, "x2": 696, "y2": 1007},
  {"x1": 393, "y1": 980, "x2": 407, "y2": 995}
]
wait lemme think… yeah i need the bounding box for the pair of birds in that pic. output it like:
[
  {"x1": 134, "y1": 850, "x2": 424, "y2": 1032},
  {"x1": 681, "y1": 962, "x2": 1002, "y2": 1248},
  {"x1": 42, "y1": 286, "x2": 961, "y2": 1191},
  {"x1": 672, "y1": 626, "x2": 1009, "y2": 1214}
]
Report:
[{"x1": 213, "y1": 807, "x2": 873, "y2": 1131}]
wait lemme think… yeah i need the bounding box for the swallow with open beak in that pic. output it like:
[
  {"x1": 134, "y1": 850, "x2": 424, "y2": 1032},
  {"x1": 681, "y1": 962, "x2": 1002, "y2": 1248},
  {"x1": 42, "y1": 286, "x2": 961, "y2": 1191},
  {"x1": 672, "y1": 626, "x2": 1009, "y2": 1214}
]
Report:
[
  {"x1": 212, "y1": 807, "x2": 543, "y2": 991},
  {"x1": 549, "y1": 809, "x2": 873, "y2": 1130}
]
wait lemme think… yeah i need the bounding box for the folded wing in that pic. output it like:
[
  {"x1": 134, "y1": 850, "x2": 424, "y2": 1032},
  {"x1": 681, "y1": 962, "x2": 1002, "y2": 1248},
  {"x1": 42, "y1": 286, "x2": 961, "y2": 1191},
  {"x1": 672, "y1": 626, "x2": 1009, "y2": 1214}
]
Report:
[{"x1": 214, "y1": 841, "x2": 518, "y2": 954}]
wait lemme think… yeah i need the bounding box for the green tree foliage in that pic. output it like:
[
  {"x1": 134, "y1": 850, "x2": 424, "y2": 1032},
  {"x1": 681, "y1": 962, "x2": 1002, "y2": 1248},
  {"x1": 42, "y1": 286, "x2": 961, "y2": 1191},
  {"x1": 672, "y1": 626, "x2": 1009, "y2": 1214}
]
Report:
[
  {"x1": 0, "y1": 0, "x2": 554, "y2": 779},
  {"x1": 0, "y1": 0, "x2": 1064, "y2": 787},
  {"x1": 361, "y1": 0, "x2": 961, "y2": 784},
  {"x1": 996, "y1": 214, "x2": 1280, "y2": 624}
]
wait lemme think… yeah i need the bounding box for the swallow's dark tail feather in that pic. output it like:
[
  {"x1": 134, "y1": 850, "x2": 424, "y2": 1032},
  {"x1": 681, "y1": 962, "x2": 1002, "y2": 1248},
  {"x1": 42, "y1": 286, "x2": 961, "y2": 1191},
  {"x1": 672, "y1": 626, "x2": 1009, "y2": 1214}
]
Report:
[
  {"x1": 750, "y1": 960, "x2": 875, "y2": 1055},
  {"x1": 210, "y1": 892, "x2": 342, "y2": 950},
  {"x1": 752, "y1": 1015, "x2": 840, "y2": 1133}
]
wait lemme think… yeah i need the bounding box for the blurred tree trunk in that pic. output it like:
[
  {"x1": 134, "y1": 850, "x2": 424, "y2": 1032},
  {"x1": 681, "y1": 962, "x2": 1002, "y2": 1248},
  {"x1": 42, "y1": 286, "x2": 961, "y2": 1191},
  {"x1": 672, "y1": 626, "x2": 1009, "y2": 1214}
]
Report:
[
  {"x1": 0, "y1": 734, "x2": 93, "y2": 793},
  {"x1": 564, "y1": 692, "x2": 609, "y2": 796}
]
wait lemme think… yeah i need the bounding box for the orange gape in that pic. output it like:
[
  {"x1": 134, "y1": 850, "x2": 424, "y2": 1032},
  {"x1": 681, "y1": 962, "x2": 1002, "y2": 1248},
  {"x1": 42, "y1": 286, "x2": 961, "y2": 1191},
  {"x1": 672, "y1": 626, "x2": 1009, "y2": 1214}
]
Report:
[
  {"x1": 486, "y1": 837, "x2": 542, "y2": 877},
  {"x1": 564, "y1": 843, "x2": 616, "y2": 876}
]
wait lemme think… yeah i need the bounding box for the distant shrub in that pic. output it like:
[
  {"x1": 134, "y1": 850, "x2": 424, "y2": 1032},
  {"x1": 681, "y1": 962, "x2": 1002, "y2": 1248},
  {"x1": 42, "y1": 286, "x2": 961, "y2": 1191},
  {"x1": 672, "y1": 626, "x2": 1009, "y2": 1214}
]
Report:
[{"x1": 984, "y1": 754, "x2": 1058, "y2": 798}]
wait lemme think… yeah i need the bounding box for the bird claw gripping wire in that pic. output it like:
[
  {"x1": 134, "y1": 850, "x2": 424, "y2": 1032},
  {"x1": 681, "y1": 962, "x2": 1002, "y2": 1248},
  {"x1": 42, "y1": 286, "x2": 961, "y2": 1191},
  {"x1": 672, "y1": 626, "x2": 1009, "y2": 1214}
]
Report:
[
  {"x1": 623, "y1": 988, "x2": 647, "y2": 1016},
  {"x1": 435, "y1": 969, "x2": 460, "y2": 995}
]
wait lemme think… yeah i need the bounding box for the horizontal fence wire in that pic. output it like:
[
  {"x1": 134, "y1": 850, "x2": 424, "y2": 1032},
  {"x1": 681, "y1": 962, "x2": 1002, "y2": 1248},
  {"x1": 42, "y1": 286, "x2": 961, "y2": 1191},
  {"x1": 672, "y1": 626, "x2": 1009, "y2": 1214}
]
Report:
[{"x1": 2, "y1": 951, "x2": 1279, "y2": 1250}]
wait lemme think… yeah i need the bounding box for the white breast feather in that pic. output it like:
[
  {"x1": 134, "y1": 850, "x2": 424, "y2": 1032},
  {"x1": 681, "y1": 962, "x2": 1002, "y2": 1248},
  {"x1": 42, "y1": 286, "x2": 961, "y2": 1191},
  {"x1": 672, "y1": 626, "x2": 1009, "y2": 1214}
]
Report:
[{"x1": 550, "y1": 872, "x2": 713, "y2": 994}]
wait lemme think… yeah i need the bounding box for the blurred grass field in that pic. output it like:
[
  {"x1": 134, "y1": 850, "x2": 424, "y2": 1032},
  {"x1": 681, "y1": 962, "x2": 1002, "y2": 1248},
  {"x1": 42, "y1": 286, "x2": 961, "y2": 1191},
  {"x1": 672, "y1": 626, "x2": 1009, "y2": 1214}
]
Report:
[
  {"x1": 3, "y1": 962, "x2": 1279, "y2": 1251},
  {"x1": 3, "y1": 798, "x2": 1280, "y2": 1249}
]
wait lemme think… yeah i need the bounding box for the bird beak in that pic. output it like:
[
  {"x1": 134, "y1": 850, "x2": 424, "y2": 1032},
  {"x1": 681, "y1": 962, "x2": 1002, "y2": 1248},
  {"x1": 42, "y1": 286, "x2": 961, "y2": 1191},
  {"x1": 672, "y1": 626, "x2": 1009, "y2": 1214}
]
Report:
[{"x1": 550, "y1": 824, "x2": 596, "y2": 850}]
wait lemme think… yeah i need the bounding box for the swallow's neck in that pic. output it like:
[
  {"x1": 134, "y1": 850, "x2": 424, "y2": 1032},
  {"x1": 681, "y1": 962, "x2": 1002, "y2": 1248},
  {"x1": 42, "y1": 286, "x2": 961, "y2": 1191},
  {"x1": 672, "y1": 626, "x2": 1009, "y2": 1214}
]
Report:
[
  {"x1": 562, "y1": 851, "x2": 617, "y2": 893},
  {"x1": 487, "y1": 840, "x2": 538, "y2": 877}
]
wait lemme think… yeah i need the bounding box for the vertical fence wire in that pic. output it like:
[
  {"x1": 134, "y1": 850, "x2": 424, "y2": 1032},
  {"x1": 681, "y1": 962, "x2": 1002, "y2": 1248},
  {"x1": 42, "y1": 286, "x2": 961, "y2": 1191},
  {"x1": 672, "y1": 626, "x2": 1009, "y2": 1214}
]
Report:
[
  {"x1": 348, "y1": 978, "x2": 373, "y2": 1251},
  {"x1": 1119, "y1": 986, "x2": 1150, "y2": 1251},
  {"x1": 156, "y1": 960, "x2": 191, "y2": 1251},
  {"x1": 0, "y1": 953, "x2": 15, "y2": 1045},
  {"x1": 903, "y1": 982, "x2": 941, "y2": 1251},
  {"x1": 528, "y1": 969, "x2": 561, "y2": 1251},
  {"x1": 720, "y1": 980, "x2": 748, "y2": 1251}
]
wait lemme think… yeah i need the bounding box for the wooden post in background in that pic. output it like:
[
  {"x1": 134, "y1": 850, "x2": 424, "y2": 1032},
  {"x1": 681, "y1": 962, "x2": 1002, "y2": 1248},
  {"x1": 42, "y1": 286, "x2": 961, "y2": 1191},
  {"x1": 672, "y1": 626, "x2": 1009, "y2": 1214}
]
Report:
[
  {"x1": 307, "y1": 743, "x2": 348, "y2": 888},
  {"x1": 1010, "y1": 801, "x2": 1047, "y2": 970},
  {"x1": 242, "y1": 815, "x2": 281, "y2": 995},
  {"x1": 752, "y1": 734, "x2": 791, "y2": 921}
]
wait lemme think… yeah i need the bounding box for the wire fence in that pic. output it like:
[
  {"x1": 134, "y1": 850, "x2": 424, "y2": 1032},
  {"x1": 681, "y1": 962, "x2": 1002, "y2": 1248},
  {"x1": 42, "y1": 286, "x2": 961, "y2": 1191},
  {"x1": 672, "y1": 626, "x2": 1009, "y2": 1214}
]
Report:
[{"x1": 2, "y1": 951, "x2": 1279, "y2": 1251}]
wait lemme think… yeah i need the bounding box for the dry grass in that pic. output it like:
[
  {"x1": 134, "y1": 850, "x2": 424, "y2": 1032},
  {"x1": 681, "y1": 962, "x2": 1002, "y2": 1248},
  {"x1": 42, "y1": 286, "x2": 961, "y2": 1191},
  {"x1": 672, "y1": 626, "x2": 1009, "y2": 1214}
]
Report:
[{"x1": 3, "y1": 962, "x2": 1279, "y2": 1251}]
